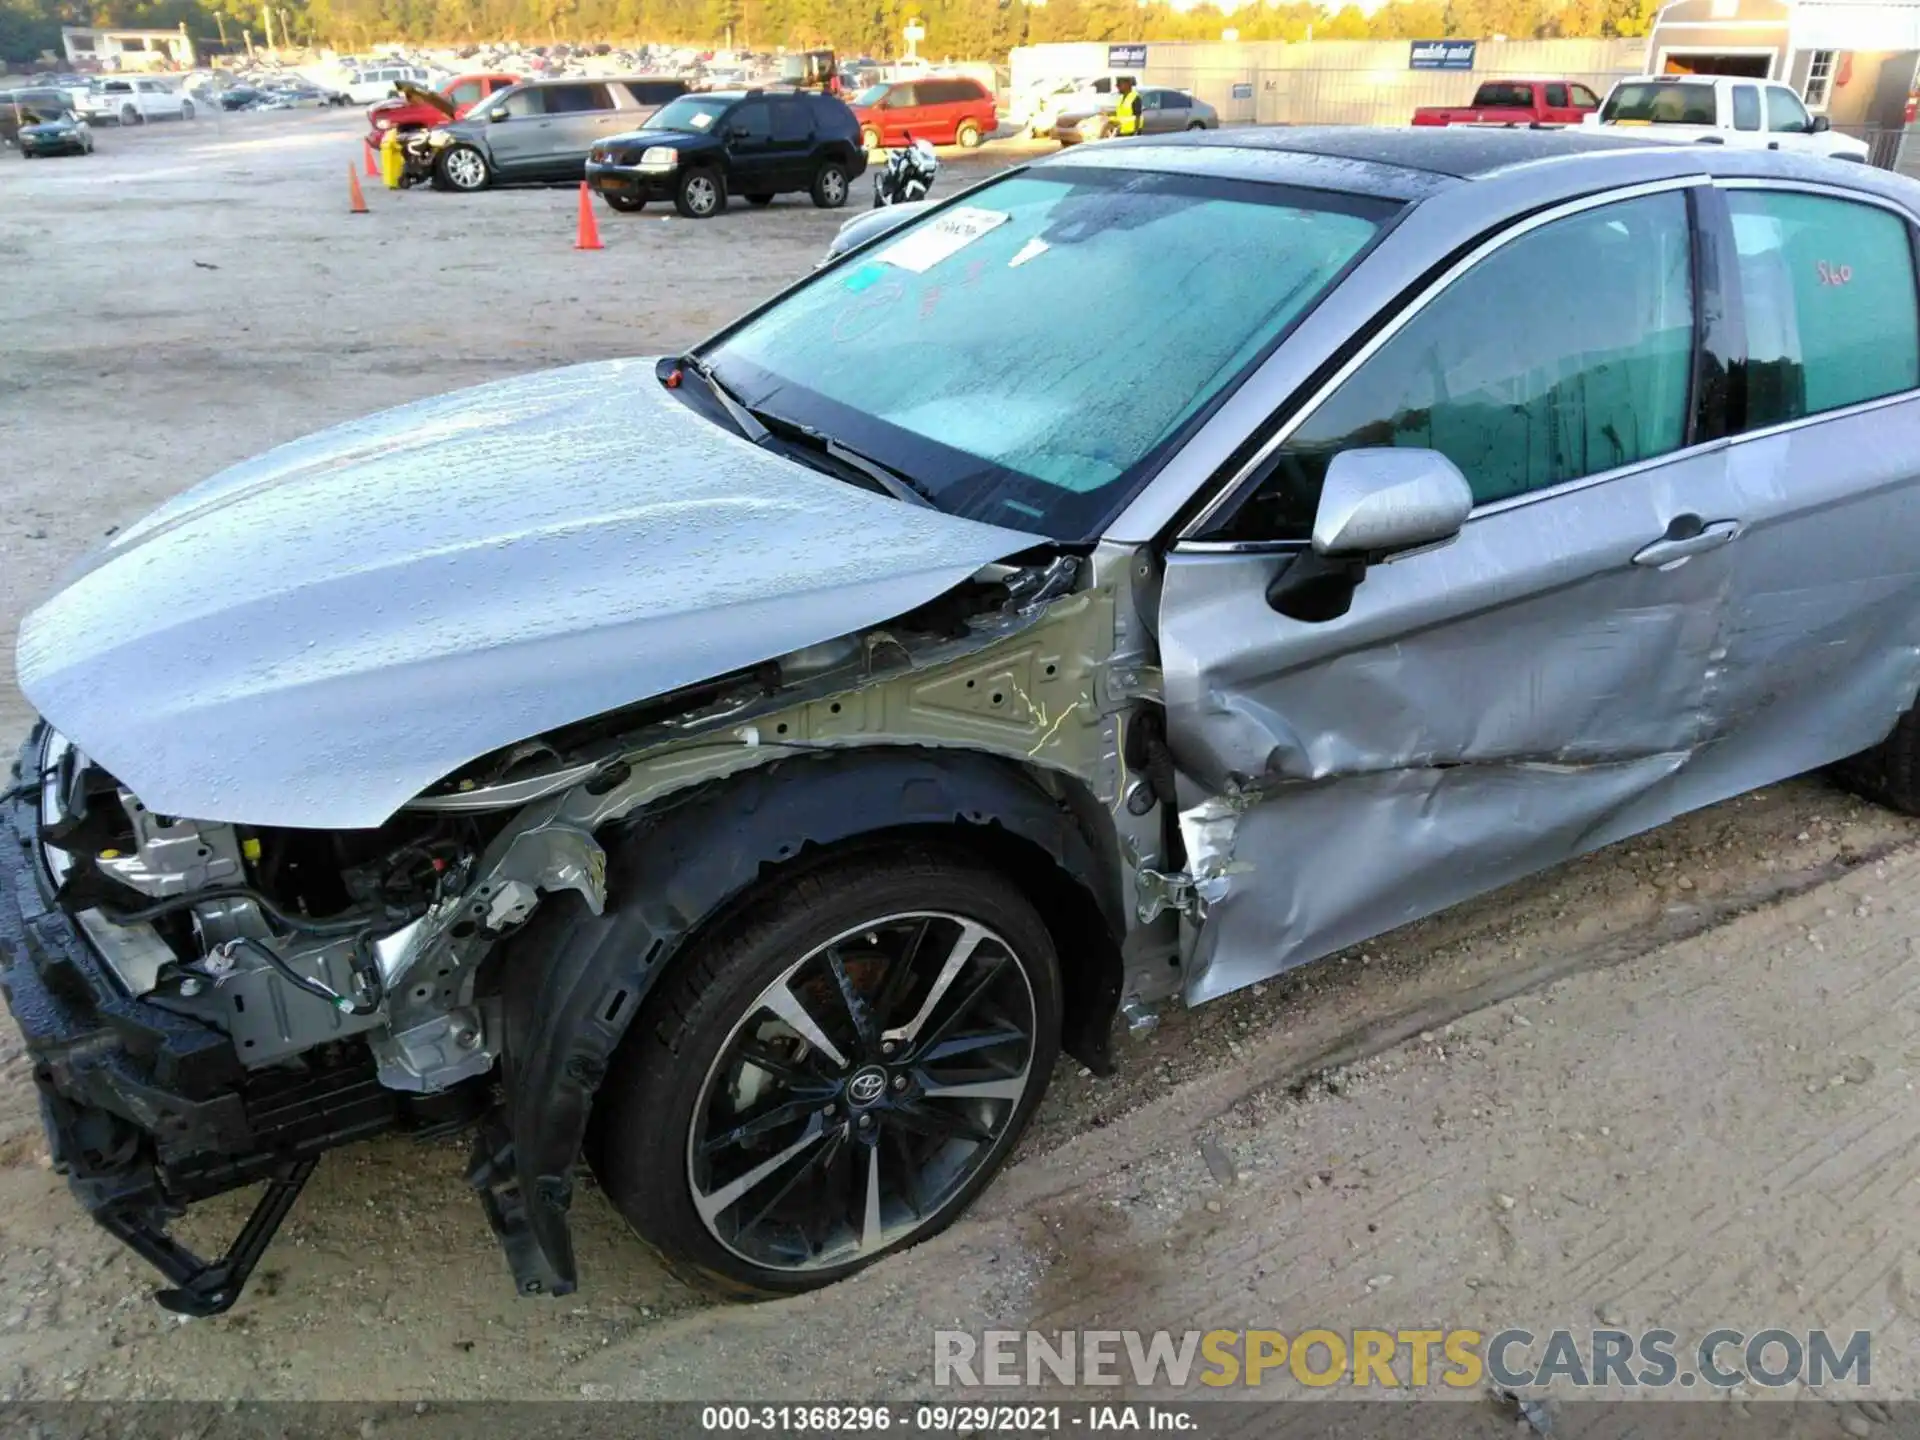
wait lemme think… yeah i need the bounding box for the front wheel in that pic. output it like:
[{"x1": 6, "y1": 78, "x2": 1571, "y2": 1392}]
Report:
[
  {"x1": 811, "y1": 161, "x2": 849, "y2": 209},
  {"x1": 954, "y1": 119, "x2": 981, "y2": 148},
  {"x1": 435, "y1": 143, "x2": 490, "y2": 192},
  {"x1": 593, "y1": 845, "x2": 1061, "y2": 1295},
  {"x1": 860, "y1": 125, "x2": 880, "y2": 151},
  {"x1": 674, "y1": 166, "x2": 725, "y2": 218}
]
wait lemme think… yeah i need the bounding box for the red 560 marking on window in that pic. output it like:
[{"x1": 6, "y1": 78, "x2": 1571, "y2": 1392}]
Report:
[{"x1": 1816, "y1": 260, "x2": 1854, "y2": 286}]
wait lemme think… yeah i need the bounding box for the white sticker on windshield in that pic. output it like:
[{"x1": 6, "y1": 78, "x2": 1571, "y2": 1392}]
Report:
[
  {"x1": 690, "y1": 111, "x2": 714, "y2": 129},
  {"x1": 875, "y1": 206, "x2": 1010, "y2": 274}
]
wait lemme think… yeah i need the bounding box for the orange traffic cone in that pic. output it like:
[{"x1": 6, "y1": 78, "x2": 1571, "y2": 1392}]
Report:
[
  {"x1": 574, "y1": 181, "x2": 602, "y2": 251},
  {"x1": 347, "y1": 162, "x2": 369, "y2": 215},
  {"x1": 362, "y1": 139, "x2": 378, "y2": 178}
]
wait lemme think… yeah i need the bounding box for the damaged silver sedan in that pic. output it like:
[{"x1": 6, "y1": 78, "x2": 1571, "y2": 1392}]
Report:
[{"x1": 8, "y1": 127, "x2": 1920, "y2": 1313}]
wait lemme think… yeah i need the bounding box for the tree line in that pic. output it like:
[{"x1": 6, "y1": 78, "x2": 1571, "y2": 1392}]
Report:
[{"x1": 2, "y1": 0, "x2": 1660, "y2": 70}]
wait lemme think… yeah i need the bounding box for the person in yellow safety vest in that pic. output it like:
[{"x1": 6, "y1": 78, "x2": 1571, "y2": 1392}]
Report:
[{"x1": 1112, "y1": 76, "x2": 1143, "y2": 138}]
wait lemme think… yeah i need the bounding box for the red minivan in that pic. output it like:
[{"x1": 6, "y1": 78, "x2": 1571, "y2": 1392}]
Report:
[{"x1": 850, "y1": 76, "x2": 997, "y2": 150}]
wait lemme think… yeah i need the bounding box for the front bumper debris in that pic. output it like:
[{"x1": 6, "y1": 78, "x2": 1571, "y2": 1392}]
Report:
[{"x1": 0, "y1": 730, "x2": 419, "y2": 1313}]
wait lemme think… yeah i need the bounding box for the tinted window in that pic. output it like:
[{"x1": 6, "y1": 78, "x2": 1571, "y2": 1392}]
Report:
[
  {"x1": 1216, "y1": 192, "x2": 1694, "y2": 540},
  {"x1": 1603, "y1": 81, "x2": 1715, "y2": 124},
  {"x1": 770, "y1": 98, "x2": 812, "y2": 142},
  {"x1": 1571, "y1": 84, "x2": 1600, "y2": 107},
  {"x1": 545, "y1": 84, "x2": 612, "y2": 114},
  {"x1": 1766, "y1": 86, "x2": 1812, "y2": 133},
  {"x1": 1475, "y1": 82, "x2": 1534, "y2": 108},
  {"x1": 1733, "y1": 86, "x2": 1761, "y2": 130},
  {"x1": 624, "y1": 80, "x2": 687, "y2": 106},
  {"x1": 1545, "y1": 84, "x2": 1568, "y2": 107},
  {"x1": 728, "y1": 101, "x2": 771, "y2": 142},
  {"x1": 1160, "y1": 90, "x2": 1191, "y2": 109},
  {"x1": 919, "y1": 80, "x2": 957, "y2": 104},
  {"x1": 1728, "y1": 191, "x2": 1920, "y2": 425}
]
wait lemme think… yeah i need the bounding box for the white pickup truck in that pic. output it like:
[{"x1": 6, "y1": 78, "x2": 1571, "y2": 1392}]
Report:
[
  {"x1": 76, "y1": 77, "x2": 196, "y2": 125},
  {"x1": 1588, "y1": 75, "x2": 1870, "y2": 161}
]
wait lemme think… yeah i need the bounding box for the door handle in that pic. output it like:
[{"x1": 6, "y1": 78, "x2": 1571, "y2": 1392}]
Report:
[{"x1": 1632, "y1": 517, "x2": 1740, "y2": 568}]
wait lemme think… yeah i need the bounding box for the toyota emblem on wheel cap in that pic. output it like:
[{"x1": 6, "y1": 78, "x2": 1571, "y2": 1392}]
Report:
[{"x1": 847, "y1": 1067, "x2": 888, "y2": 1106}]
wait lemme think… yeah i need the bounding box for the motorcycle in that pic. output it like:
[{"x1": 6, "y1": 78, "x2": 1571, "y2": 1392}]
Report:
[{"x1": 873, "y1": 135, "x2": 939, "y2": 208}]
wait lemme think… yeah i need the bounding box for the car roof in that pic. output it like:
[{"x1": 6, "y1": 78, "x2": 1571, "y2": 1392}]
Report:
[{"x1": 1051, "y1": 125, "x2": 1920, "y2": 210}]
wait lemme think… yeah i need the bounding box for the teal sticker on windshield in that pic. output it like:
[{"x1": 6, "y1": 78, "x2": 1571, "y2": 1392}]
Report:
[{"x1": 843, "y1": 263, "x2": 886, "y2": 293}]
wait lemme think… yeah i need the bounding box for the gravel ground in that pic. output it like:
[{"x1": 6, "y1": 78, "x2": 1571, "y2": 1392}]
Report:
[{"x1": 2, "y1": 110, "x2": 1917, "y2": 1412}]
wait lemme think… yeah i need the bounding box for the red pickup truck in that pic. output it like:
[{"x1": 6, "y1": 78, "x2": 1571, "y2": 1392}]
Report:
[
  {"x1": 366, "y1": 73, "x2": 520, "y2": 146},
  {"x1": 1410, "y1": 78, "x2": 1601, "y2": 127}
]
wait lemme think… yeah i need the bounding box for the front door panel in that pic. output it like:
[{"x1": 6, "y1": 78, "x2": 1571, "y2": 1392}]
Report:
[{"x1": 1160, "y1": 449, "x2": 1742, "y2": 1003}]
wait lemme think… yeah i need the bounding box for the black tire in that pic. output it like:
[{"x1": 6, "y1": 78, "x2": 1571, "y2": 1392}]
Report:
[
  {"x1": 1187, "y1": 120, "x2": 1207, "y2": 131},
  {"x1": 119, "y1": 105, "x2": 138, "y2": 126},
  {"x1": 954, "y1": 119, "x2": 981, "y2": 148},
  {"x1": 181, "y1": 99, "x2": 194, "y2": 120},
  {"x1": 592, "y1": 843, "x2": 1061, "y2": 1297},
  {"x1": 602, "y1": 191, "x2": 646, "y2": 212},
  {"x1": 673, "y1": 166, "x2": 725, "y2": 218},
  {"x1": 1832, "y1": 705, "x2": 1920, "y2": 813},
  {"x1": 745, "y1": 192, "x2": 774, "y2": 206},
  {"x1": 811, "y1": 160, "x2": 850, "y2": 209},
  {"x1": 435, "y1": 143, "x2": 491, "y2": 192}
]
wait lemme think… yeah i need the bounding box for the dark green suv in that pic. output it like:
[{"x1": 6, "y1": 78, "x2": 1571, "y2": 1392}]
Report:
[{"x1": 586, "y1": 89, "x2": 866, "y2": 218}]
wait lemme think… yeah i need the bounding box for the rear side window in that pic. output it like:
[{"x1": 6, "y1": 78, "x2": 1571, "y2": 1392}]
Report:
[
  {"x1": 545, "y1": 84, "x2": 612, "y2": 114},
  {"x1": 729, "y1": 101, "x2": 771, "y2": 141},
  {"x1": 770, "y1": 99, "x2": 812, "y2": 142},
  {"x1": 1733, "y1": 86, "x2": 1761, "y2": 130},
  {"x1": 1604, "y1": 81, "x2": 1716, "y2": 125},
  {"x1": 1727, "y1": 191, "x2": 1920, "y2": 425},
  {"x1": 1546, "y1": 84, "x2": 1569, "y2": 107},
  {"x1": 1475, "y1": 82, "x2": 1533, "y2": 108},
  {"x1": 625, "y1": 80, "x2": 686, "y2": 106},
  {"x1": 1220, "y1": 191, "x2": 1695, "y2": 538}
]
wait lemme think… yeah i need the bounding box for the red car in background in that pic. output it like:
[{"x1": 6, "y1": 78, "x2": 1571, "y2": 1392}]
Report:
[
  {"x1": 1410, "y1": 78, "x2": 1600, "y2": 127},
  {"x1": 850, "y1": 76, "x2": 996, "y2": 150},
  {"x1": 366, "y1": 73, "x2": 520, "y2": 146}
]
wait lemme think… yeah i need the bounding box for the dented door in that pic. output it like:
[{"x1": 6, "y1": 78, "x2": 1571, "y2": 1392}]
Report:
[{"x1": 1155, "y1": 185, "x2": 1753, "y2": 1003}]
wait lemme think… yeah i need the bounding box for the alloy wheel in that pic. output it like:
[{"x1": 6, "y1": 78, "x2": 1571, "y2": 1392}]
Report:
[
  {"x1": 443, "y1": 147, "x2": 486, "y2": 190},
  {"x1": 686, "y1": 911, "x2": 1039, "y2": 1272},
  {"x1": 820, "y1": 168, "x2": 847, "y2": 205}
]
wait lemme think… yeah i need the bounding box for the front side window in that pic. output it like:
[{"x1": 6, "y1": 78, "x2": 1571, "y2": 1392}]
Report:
[
  {"x1": 1603, "y1": 81, "x2": 1716, "y2": 125},
  {"x1": 1211, "y1": 191, "x2": 1695, "y2": 542},
  {"x1": 447, "y1": 80, "x2": 482, "y2": 108},
  {"x1": 1766, "y1": 86, "x2": 1812, "y2": 133},
  {"x1": 728, "y1": 101, "x2": 771, "y2": 142},
  {"x1": 882, "y1": 84, "x2": 918, "y2": 109},
  {"x1": 1728, "y1": 190, "x2": 1920, "y2": 426},
  {"x1": 496, "y1": 87, "x2": 544, "y2": 118},
  {"x1": 1571, "y1": 83, "x2": 1600, "y2": 107},
  {"x1": 1733, "y1": 85, "x2": 1761, "y2": 130},
  {"x1": 708, "y1": 171, "x2": 1392, "y2": 541}
]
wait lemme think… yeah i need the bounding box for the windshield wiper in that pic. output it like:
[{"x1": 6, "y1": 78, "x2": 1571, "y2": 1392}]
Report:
[
  {"x1": 674, "y1": 354, "x2": 768, "y2": 444},
  {"x1": 799, "y1": 428, "x2": 937, "y2": 510}
]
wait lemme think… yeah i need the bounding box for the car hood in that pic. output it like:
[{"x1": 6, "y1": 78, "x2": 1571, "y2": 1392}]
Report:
[
  {"x1": 386, "y1": 80, "x2": 454, "y2": 116},
  {"x1": 16, "y1": 359, "x2": 1040, "y2": 830}
]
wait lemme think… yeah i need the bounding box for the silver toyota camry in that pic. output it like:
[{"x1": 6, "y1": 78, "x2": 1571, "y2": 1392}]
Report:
[{"x1": 8, "y1": 127, "x2": 1920, "y2": 1314}]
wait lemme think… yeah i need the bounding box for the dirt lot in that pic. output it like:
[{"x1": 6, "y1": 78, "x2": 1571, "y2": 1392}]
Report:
[{"x1": 3, "y1": 109, "x2": 1920, "y2": 1416}]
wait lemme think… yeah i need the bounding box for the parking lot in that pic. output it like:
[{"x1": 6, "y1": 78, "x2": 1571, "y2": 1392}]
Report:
[{"x1": 6, "y1": 107, "x2": 1920, "y2": 1414}]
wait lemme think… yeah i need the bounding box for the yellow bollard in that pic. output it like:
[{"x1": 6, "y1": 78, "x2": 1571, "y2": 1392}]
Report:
[{"x1": 380, "y1": 128, "x2": 405, "y2": 190}]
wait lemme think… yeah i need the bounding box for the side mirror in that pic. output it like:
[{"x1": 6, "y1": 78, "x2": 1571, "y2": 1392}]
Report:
[
  {"x1": 1811, "y1": 113, "x2": 1831, "y2": 132},
  {"x1": 1267, "y1": 449, "x2": 1473, "y2": 622},
  {"x1": 486, "y1": 108, "x2": 508, "y2": 122}
]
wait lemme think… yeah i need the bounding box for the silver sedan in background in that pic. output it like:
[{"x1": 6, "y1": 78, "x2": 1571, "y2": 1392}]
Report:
[{"x1": 1058, "y1": 86, "x2": 1218, "y2": 146}]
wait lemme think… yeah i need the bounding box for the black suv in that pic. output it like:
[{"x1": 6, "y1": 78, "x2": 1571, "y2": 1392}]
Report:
[{"x1": 586, "y1": 89, "x2": 866, "y2": 218}]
